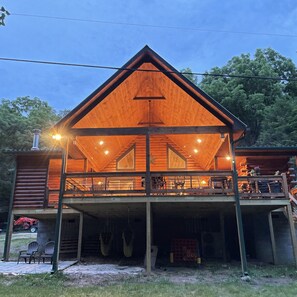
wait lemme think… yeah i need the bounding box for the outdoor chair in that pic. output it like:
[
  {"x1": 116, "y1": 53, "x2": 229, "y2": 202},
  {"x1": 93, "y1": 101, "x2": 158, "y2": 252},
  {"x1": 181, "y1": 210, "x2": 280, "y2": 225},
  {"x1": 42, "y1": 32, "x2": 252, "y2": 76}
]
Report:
[
  {"x1": 38, "y1": 241, "x2": 55, "y2": 264},
  {"x1": 17, "y1": 241, "x2": 39, "y2": 264}
]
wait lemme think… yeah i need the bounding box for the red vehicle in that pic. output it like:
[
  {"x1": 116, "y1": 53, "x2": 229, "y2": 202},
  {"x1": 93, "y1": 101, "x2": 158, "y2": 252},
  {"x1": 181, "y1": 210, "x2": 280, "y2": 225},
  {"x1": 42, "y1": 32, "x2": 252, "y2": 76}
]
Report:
[{"x1": 13, "y1": 217, "x2": 38, "y2": 233}]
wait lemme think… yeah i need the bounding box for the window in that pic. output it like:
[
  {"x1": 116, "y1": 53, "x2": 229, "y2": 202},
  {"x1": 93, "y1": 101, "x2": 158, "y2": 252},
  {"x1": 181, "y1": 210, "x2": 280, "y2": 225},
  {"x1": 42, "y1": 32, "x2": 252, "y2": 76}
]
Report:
[
  {"x1": 116, "y1": 145, "x2": 135, "y2": 171},
  {"x1": 167, "y1": 145, "x2": 186, "y2": 169}
]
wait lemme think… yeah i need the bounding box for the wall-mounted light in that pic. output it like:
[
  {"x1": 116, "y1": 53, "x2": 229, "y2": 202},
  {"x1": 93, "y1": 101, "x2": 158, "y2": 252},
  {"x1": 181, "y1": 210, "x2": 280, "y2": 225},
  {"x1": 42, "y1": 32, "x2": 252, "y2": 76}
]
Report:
[
  {"x1": 104, "y1": 150, "x2": 109, "y2": 155},
  {"x1": 99, "y1": 140, "x2": 104, "y2": 146},
  {"x1": 226, "y1": 155, "x2": 231, "y2": 161},
  {"x1": 197, "y1": 138, "x2": 202, "y2": 143},
  {"x1": 193, "y1": 149, "x2": 199, "y2": 154},
  {"x1": 52, "y1": 134, "x2": 62, "y2": 140}
]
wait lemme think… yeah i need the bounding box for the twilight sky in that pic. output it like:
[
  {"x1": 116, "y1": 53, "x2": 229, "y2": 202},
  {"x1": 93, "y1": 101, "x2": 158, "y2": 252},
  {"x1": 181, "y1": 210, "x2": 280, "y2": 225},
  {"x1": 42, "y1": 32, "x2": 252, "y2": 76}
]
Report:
[{"x1": 1, "y1": 0, "x2": 297, "y2": 111}]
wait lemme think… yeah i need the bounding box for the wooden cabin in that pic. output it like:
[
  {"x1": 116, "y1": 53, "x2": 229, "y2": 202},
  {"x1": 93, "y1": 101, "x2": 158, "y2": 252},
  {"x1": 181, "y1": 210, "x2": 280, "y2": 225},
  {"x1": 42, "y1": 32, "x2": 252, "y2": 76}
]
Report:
[{"x1": 3, "y1": 46, "x2": 297, "y2": 274}]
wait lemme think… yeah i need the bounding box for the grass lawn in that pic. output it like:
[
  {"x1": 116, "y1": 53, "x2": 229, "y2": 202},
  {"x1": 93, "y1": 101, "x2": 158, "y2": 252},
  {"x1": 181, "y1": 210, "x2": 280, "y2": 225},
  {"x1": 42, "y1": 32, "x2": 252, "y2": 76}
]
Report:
[
  {"x1": 0, "y1": 272, "x2": 297, "y2": 297},
  {"x1": 1, "y1": 233, "x2": 297, "y2": 296},
  {"x1": 0, "y1": 232, "x2": 37, "y2": 259}
]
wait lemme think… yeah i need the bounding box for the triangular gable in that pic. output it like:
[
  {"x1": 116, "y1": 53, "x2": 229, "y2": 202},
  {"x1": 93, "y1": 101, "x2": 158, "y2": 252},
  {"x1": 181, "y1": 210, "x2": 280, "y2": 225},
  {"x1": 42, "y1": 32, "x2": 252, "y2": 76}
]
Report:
[{"x1": 53, "y1": 46, "x2": 246, "y2": 133}]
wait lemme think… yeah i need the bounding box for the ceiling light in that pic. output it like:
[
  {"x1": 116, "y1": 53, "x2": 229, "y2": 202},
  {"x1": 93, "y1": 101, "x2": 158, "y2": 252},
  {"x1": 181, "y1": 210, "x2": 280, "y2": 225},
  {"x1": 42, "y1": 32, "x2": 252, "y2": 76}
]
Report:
[
  {"x1": 193, "y1": 149, "x2": 198, "y2": 154},
  {"x1": 197, "y1": 138, "x2": 202, "y2": 143},
  {"x1": 104, "y1": 150, "x2": 109, "y2": 155},
  {"x1": 99, "y1": 140, "x2": 104, "y2": 146}
]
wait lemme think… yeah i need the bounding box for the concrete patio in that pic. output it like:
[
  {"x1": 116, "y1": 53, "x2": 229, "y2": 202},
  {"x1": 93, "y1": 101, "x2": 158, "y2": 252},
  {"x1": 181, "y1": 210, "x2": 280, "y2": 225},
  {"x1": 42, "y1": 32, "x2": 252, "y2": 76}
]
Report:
[{"x1": 0, "y1": 261, "x2": 77, "y2": 275}]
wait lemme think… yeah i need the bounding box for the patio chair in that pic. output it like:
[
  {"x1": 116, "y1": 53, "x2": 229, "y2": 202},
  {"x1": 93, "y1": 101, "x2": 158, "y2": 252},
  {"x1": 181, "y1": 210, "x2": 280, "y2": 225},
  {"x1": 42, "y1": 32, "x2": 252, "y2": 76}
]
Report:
[
  {"x1": 38, "y1": 241, "x2": 55, "y2": 264},
  {"x1": 17, "y1": 241, "x2": 39, "y2": 264}
]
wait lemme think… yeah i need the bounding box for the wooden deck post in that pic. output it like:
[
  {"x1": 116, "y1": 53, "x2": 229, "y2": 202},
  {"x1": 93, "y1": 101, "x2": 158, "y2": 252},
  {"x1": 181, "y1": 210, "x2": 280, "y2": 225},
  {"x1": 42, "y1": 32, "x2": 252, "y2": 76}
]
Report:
[
  {"x1": 268, "y1": 211, "x2": 277, "y2": 264},
  {"x1": 287, "y1": 204, "x2": 297, "y2": 267},
  {"x1": 220, "y1": 212, "x2": 227, "y2": 262},
  {"x1": 77, "y1": 212, "x2": 84, "y2": 261},
  {"x1": 146, "y1": 201, "x2": 152, "y2": 275},
  {"x1": 3, "y1": 162, "x2": 17, "y2": 261},
  {"x1": 3, "y1": 211, "x2": 14, "y2": 261},
  {"x1": 229, "y1": 133, "x2": 248, "y2": 276},
  {"x1": 52, "y1": 142, "x2": 67, "y2": 273},
  {"x1": 145, "y1": 132, "x2": 151, "y2": 196}
]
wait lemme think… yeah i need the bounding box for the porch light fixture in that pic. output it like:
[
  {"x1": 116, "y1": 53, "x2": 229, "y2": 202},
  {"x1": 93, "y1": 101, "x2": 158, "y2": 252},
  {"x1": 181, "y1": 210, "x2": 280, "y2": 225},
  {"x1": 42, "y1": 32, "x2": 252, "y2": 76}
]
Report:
[
  {"x1": 226, "y1": 155, "x2": 231, "y2": 161},
  {"x1": 104, "y1": 150, "x2": 109, "y2": 155},
  {"x1": 99, "y1": 140, "x2": 104, "y2": 146},
  {"x1": 52, "y1": 134, "x2": 62, "y2": 140},
  {"x1": 197, "y1": 138, "x2": 202, "y2": 143},
  {"x1": 193, "y1": 149, "x2": 199, "y2": 154}
]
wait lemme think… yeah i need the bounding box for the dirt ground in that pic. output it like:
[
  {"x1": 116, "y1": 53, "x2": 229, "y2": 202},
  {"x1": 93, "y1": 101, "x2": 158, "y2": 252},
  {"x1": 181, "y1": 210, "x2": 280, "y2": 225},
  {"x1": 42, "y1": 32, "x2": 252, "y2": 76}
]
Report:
[{"x1": 62, "y1": 260, "x2": 297, "y2": 287}]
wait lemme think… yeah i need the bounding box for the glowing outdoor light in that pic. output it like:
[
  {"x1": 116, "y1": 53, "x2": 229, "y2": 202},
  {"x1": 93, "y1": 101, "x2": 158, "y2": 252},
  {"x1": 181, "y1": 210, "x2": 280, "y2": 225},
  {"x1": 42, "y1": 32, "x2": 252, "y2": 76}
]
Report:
[
  {"x1": 99, "y1": 140, "x2": 104, "y2": 146},
  {"x1": 104, "y1": 150, "x2": 109, "y2": 155},
  {"x1": 226, "y1": 155, "x2": 231, "y2": 161},
  {"x1": 52, "y1": 134, "x2": 62, "y2": 140},
  {"x1": 197, "y1": 138, "x2": 202, "y2": 143},
  {"x1": 193, "y1": 149, "x2": 199, "y2": 154}
]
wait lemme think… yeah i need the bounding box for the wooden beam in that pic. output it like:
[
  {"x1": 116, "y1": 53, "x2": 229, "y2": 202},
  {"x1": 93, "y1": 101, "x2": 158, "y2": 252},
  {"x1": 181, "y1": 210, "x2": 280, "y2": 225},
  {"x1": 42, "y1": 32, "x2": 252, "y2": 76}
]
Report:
[
  {"x1": 63, "y1": 196, "x2": 236, "y2": 204},
  {"x1": 220, "y1": 212, "x2": 227, "y2": 262},
  {"x1": 146, "y1": 133, "x2": 151, "y2": 196},
  {"x1": 52, "y1": 149, "x2": 67, "y2": 273},
  {"x1": 3, "y1": 211, "x2": 14, "y2": 261},
  {"x1": 287, "y1": 204, "x2": 297, "y2": 267},
  {"x1": 229, "y1": 132, "x2": 248, "y2": 276},
  {"x1": 3, "y1": 162, "x2": 17, "y2": 261},
  {"x1": 268, "y1": 211, "x2": 277, "y2": 265},
  {"x1": 77, "y1": 212, "x2": 83, "y2": 261},
  {"x1": 69, "y1": 126, "x2": 230, "y2": 136},
  {"x1": 146, "y1": 201, "x2": 152, "y2": 275}
]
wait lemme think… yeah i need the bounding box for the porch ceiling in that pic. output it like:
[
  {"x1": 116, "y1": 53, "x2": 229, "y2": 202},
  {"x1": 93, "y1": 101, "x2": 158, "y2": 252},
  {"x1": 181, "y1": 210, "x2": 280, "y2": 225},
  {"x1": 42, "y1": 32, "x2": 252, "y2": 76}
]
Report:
[{"x1": 66, "y1": 63, "x2": 231, "y2": 171}]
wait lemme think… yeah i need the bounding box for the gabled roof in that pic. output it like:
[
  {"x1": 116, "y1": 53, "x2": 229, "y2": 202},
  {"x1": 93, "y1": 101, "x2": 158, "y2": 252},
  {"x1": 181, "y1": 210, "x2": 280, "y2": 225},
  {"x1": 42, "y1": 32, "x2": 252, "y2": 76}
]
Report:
[{"x1": 53, "y1": 45, "x2": 247, "y2": 133}]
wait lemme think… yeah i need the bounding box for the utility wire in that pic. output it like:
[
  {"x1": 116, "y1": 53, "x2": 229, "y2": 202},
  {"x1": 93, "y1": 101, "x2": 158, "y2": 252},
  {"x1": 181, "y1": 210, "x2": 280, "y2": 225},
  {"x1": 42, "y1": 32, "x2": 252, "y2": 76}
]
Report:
[
  {"x1": 12, "y1": 13, "x2": 297, "y2": 39},
  {"x1": 0, "y1": 57, "x2": 296, "y2": 82}
]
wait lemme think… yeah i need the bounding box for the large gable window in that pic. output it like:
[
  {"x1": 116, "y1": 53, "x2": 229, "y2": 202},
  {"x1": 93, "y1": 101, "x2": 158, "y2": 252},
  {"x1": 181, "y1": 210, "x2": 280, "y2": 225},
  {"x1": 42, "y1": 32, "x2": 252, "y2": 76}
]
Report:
[
  {"x1": 116, "y1": 145, "x2": 135, "y2": 171},
  {"x1": 167, "y1": 145, "x2": 187, "y2": 169}
]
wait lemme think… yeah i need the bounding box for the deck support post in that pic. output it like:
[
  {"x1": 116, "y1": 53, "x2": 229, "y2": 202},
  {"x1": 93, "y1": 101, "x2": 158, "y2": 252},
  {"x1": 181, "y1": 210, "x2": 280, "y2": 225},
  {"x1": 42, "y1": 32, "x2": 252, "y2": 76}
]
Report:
[
  {"x1": 146, "y1": 201, "x2": 152, "y2": 275},
  {"x1": 268, "y1": 211, "x2": 277, "y2": 264},
  {"x1": 145, "y1": 132, "x2": 151, "y2": 196},
  {"x1": 220, "y1": 212, "x2": 227, "y2": 262},
  {"x1": 77, "y1": 212, "x2": 83, "y2": 261},
  {"x1": 229, "y1": 133, "x2": 248, "y2": 276},
  {"x1": 3, "y1": 162, "x2": 17, "y2": 261},
  {"x1": 3, "y1": 211, "x2": 14, "y2": 261},
  {"x1": 52, "y1": 145, "x2": 67, "y2": 273},
  {"x1": 287, "y1": 204, "x2": 297, "y2": 267}
]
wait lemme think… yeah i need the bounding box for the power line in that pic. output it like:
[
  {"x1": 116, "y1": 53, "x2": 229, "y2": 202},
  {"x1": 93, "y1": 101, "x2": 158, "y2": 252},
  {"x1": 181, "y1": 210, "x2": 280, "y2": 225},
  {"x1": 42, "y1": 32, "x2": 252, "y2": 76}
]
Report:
[
  {"x1": 0, "y1": 56, "x2": 296, "y2": 82},
  {"x1": 12, "y1": 13, "x2": 297, "y2": 39}
]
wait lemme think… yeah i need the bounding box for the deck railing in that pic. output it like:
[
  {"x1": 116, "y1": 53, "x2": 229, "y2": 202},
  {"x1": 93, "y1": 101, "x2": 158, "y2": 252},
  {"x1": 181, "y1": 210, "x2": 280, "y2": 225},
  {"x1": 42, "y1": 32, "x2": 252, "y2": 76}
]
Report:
[
  {"x1": 60, "y1": 171, "x2": 289, "y2": 200},
  {"x1": 238, "y1": 173, "x2": 288, "y2": 199}
]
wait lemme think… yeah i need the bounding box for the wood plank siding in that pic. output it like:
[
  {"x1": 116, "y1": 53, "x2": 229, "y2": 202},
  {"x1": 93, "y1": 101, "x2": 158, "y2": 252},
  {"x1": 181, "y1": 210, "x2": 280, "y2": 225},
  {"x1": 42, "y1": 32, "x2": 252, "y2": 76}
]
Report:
[{"x1": 13, "y1": 156, "x2": 49, "y2": 209}]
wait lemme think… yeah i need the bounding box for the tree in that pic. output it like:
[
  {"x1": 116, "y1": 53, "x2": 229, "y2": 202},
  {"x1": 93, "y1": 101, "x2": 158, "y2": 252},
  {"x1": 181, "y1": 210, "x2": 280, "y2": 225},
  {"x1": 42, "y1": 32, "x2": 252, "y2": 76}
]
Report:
[
  {"x1": 0, "y1": 97, "x2": 61, "y2": 220},
  {"x1": 199, "y1": 48, "x2": 297, "y2": 146},
  {"x1": 0, "y1": 5, "x2": 10, "y2": 26},
  {"x1": 181, "y1": 68, "x2": 198, "y2": 85}
]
